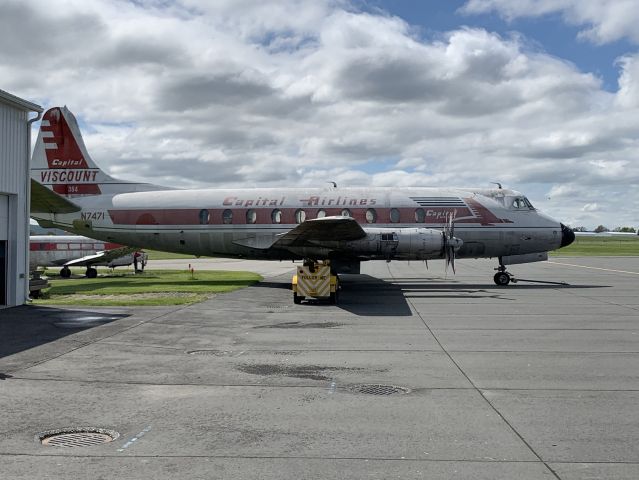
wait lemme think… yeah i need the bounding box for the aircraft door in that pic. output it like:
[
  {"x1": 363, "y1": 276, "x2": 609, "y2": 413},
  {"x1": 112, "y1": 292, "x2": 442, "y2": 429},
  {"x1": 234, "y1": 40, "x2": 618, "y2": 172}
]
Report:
[{"x1": 0, "y1": 196, "x2": 6, "y2": 305}]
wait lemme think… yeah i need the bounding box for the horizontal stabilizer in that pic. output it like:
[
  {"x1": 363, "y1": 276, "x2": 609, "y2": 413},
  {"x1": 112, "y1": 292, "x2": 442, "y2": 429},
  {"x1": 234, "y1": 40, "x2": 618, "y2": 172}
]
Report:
[{"x1": 30, "y1": 179, "x2": 81, "y2": 214}]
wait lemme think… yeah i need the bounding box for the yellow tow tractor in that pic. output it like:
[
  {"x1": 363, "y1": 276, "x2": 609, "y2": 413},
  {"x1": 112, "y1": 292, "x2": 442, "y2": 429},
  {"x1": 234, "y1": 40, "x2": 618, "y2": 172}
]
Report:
[{"x1": 292, "y1": 260, "x2": 339, "y2": 304}]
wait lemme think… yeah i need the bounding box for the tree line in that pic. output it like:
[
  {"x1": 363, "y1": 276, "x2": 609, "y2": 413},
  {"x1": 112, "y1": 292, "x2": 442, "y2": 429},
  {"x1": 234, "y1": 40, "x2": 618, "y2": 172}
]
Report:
[{"x1": 571, "y1": 226, "x2": 637, "y2": 233}]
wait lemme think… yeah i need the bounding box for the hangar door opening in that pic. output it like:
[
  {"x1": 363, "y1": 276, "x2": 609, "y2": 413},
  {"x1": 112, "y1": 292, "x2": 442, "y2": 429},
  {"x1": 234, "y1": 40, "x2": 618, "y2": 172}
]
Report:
[
  {"x1": 0, "y1": 194, "x2": 7, "y2": 306},
  {"x1": 0, "y1": 241, "x2": 5, "y2": 305}
]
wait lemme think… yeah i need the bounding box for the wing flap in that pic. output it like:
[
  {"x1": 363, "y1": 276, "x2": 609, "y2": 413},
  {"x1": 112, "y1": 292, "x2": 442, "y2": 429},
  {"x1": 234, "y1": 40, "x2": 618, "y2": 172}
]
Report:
[{"x1": 272, "y1": 216, "x2": 366, "y2": 248}]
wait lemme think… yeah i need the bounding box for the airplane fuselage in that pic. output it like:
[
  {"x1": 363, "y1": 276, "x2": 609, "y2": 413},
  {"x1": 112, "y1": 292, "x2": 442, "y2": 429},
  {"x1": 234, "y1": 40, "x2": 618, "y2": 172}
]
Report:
[
  {"x1": 29, "y1": 235, "x2": 136, "y2": 271},
  {"x1": 33, "y1": 186, "x2": 565, "y2": 263}
]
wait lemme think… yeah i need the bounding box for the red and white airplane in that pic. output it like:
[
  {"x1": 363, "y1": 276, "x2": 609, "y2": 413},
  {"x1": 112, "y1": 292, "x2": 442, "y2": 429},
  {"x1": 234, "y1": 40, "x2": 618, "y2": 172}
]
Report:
[
  {"x1": 30, "y1": 235, "x2": 145, "y2": 278},
  {"x1": 30, "y1": 106, "x2": 574, "y2": 286}
]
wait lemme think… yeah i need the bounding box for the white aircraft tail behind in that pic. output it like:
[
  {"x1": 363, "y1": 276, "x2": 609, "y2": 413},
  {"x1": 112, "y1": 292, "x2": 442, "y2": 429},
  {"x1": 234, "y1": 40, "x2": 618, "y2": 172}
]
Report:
[{"x1": 31, "y1": 106, "x2": 163, "y2": 197}]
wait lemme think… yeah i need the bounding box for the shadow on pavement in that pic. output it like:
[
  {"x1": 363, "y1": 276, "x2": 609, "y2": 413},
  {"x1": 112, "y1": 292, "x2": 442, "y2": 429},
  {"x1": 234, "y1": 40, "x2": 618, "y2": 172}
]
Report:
[
  {"x1": 336, "y1": 274, "x2": 413, "y2": 316},
  {"x1": 252, "y1": 275, "x2": 608, "y2": 316},
  {"x1": 0, "y1": 305, "x2": 128, "y2": 360}
]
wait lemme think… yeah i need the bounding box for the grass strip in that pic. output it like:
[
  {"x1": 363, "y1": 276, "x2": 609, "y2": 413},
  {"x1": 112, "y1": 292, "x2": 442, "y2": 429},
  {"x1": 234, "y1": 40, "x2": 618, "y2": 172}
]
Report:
[
  {"x1": 145, "y1": 250, "x2": 202, "y2": 260},
  {"x1": 33, "y1": 269, "x2": 262, "y2": 306},
  {"x1": 550, "y1": 235, "x2": 639, "y2": 256}
]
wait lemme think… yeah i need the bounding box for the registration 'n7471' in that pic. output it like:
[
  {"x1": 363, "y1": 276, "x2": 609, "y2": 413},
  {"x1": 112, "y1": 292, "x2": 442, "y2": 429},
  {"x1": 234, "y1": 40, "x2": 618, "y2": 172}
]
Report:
[{"x1": 81, "y1": 211, "x2": 106, "y2": 221}]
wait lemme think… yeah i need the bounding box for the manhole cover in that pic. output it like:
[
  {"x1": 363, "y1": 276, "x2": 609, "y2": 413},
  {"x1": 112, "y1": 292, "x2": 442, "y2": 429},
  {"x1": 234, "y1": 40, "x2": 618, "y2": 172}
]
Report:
[
  {"x1": 37, "y1": 428, "x2": 119, "y2": 447},
  {"x1": 353, "y1": 384, "x2": 410, "y2": 395}
]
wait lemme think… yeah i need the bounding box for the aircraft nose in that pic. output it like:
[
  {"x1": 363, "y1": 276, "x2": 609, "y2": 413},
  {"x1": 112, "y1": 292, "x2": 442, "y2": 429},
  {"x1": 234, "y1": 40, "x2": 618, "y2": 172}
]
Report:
[{"x1": 560, "y1": 223, "x2": 575, "y2": 248}]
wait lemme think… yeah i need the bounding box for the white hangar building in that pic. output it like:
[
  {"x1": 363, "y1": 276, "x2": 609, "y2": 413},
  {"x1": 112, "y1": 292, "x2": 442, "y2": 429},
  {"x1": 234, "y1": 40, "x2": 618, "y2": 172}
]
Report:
[{"x1": 0, "y1": 89, "x2": 42, "y2": 307}]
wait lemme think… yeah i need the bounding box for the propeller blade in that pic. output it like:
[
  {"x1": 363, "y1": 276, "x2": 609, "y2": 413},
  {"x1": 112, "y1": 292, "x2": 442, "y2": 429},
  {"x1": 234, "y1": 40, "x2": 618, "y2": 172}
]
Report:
[
  {"x1": 449, "y1": 246, "x2": 456, "y2": 274},
  {"x1": 450, "y1": 210, "x2": 456, "y2": 237},
  {"x1": 442, "y1": 230, "x2": 449, "y2": 273},
  {"x1": 443, "y1": 212, "x2": 459, "y2": 275}
]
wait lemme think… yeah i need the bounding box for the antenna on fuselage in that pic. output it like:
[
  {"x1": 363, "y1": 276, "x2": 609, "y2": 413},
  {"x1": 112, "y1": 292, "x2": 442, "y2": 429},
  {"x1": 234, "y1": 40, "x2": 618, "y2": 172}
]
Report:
[{"x1": 490, "y1": 182, "x2": 503, "y2": 189}]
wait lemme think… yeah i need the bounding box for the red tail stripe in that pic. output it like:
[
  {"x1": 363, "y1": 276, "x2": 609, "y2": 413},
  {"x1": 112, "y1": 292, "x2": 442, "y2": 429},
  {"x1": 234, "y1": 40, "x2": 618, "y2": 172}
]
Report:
[{"x1": 42, "y1": 108, "x2": 90, "y2": 170}]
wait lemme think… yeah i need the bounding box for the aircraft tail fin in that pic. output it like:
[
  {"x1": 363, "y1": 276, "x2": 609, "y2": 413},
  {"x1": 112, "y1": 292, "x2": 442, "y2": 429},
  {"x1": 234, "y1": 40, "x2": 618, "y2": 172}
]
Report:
[{"x1": 31, "y1": 106, "x2": 163, "y2": 197}]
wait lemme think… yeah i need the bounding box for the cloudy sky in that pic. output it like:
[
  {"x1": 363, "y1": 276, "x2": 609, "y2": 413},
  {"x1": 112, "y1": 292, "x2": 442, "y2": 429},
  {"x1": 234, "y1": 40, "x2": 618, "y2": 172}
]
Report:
[{"x1": 3, "y1": 0, "x2": 639, "y2": 229}]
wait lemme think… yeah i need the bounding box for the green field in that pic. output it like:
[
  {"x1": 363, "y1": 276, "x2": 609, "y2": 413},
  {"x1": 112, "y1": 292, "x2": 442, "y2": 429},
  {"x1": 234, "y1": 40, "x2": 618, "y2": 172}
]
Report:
[
  {"x1": 550, "y1": 235, "x2": 639, "y2": 256},
  {"x1": 34, "y1": 269, "x2": 262, "y2": 306},
  {"x1": 145, "y1": 249, "x2": 202, "y2": 260}
]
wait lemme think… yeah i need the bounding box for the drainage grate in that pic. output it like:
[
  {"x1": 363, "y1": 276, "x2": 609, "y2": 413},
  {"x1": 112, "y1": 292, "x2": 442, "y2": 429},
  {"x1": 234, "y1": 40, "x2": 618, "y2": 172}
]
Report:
[
  {"x1": 37, "y1": 428, "x2": 119, "y2": 447},
  {"x1": 186, "y1": 349, "x2": 244, "y2": 357},
  {"x1": 353, "y1": 384, "x2": 410, "y2": 395},
  {"x1": 255, "y1": 321, "x2": 343, "y2": 329}
]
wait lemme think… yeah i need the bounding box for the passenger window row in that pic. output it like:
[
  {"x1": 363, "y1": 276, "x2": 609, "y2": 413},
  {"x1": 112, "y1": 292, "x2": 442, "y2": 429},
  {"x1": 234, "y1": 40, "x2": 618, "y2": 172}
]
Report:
[{"x1": 200, "y1": 207, "x2": 433, "y2": 225}]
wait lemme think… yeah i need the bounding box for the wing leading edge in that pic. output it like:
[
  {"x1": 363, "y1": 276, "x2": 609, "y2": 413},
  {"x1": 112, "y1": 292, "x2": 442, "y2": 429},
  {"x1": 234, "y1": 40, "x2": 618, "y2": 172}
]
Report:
[{"x1": 64, "y1": 246, "x2": 137, "y2": 267}]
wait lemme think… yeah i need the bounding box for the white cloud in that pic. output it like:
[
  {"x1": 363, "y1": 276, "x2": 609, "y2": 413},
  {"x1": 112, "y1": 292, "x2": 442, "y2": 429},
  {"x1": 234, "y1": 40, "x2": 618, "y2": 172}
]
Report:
[
  {"x1": 616, "y1": 54, "x2": 639, "y2": 108},
  {"x1": 1, "y1": 0, "x2": 637, "y2": 229},
  {"x1": 461, "y1": 0, "x2": 639, "y2": 45}
]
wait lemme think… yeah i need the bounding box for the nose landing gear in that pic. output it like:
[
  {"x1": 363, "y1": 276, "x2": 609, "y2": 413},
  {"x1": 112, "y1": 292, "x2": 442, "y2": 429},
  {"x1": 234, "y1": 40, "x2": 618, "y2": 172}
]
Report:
[{"x1": 494, "y1": 258, "x2": 516, "y2": 286}]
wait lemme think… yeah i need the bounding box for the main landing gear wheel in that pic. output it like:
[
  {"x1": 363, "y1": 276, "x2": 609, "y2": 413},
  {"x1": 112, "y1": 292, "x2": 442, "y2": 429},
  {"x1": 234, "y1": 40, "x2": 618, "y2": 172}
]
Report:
[
  {"x1": 60, "y1": 267, "x2": 71, "y2": 279},
  {"x1": 494, "y1": 271, "x2": 510, "y2": 286},
  {"x1": 329, "y1": 290, "x2": 338, "y2": 305},
  {"x1": 86, "y1": 267, "x2": 98, "y2": 279}
]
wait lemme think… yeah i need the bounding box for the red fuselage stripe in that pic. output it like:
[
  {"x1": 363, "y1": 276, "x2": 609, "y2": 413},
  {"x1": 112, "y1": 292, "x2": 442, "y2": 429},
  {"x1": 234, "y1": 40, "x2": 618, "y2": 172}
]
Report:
[
  {"x1": 106, "y1": 203, "x2": 507, "y2": 226},
  {"x1": 30, "y1": 242, "x2": 124, "y2": 251}
]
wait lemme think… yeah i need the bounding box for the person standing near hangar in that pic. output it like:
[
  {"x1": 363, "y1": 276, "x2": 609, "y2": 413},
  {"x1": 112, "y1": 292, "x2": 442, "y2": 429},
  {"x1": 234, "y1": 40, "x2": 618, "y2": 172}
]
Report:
[{"x1": 0, "y1": 89, "x2": 42, "y2": 307}]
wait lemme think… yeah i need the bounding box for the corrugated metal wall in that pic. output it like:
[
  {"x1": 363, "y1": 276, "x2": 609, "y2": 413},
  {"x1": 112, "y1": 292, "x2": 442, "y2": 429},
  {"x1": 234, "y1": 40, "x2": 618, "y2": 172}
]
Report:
[
  {"x1": 0, "y1": 101, "x2": 30, "y2": 306},
  {"x1": 0, "y1": 106, "x2": 28, "y2": 195}
]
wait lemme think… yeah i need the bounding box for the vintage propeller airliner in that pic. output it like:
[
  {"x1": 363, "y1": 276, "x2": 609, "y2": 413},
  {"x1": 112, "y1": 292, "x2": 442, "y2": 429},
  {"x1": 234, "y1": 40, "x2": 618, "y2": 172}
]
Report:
[
  {"x1": 29, "y1": 235, "x2": 146, "y2": 278},
  {"x1": 30, "y1": 107, "x2": 575, "y2": 286}
]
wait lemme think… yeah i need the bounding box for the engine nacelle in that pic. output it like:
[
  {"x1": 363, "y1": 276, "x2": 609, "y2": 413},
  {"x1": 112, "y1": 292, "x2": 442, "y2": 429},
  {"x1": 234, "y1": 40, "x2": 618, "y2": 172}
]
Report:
[{"x1": 344, "y1": 227, "x2": 451, "y2": 260}]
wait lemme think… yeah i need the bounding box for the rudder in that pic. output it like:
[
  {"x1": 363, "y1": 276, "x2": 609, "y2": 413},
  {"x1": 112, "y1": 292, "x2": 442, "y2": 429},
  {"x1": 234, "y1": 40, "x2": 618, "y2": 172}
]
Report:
[{"x1": 31, "y1": 107, "x2": 161, "y2": 196}]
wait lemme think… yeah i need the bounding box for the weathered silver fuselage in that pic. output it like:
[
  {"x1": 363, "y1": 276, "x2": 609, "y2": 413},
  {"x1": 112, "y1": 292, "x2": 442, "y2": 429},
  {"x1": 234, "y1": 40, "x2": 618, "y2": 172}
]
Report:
[{"x1": 32, "y1": 186, "x2": 568, "y2": 265}]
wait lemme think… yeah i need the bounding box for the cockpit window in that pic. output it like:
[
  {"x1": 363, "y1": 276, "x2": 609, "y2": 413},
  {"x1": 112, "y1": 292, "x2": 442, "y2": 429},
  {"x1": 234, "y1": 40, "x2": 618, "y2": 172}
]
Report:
[{"x1": 511, "y1": 197, "x2": 534, "y2": 210}]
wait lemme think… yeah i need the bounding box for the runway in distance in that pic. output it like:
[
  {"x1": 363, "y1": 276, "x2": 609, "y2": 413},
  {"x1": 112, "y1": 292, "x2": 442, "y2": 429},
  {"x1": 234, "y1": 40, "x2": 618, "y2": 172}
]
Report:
[
  {"x1": 30, "y1": 235, "x2": 146, "y2": 278},
  {"x1": 30, "y1": 107, "x2": 575, "y2": 286}
]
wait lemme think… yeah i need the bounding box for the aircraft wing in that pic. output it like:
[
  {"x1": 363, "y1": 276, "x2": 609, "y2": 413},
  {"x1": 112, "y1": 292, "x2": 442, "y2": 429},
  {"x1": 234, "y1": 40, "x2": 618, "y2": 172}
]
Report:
[
  {"x1": 31, "y1": 179, "x2": 81, "y2": 214},
  {"x1": 64, "y1": 246, "x2": 137, "y2": 267},
  {"x1": 272, "y1": 216, "x2": 367, "y2": 248}
]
